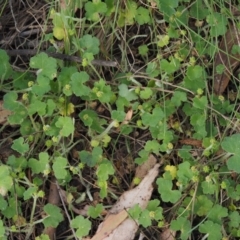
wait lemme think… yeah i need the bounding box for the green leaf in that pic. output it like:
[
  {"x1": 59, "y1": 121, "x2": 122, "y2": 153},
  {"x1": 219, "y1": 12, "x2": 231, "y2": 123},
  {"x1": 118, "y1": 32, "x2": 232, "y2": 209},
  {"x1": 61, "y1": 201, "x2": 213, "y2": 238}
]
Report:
[
  {"x1": 183, "y1": 65, "x2": 206, "y2": 92},
  {"x1": 0, "y1": 195, "x2": 8, "y2": 211},
  {"x1": 128, "y1": 204, "x2": 142, "y2": 219},
  {"x1": 0, "y1": 49, "x2": 12, "y2": 80},
  {"x1": 28, "y1": 152, "x2": 50, "y2": 174},
  {"x1": 71, "y1": 216, "x2": 91, "y2": 237},
  {"x1": 156, "y1": 177, "x2": 181, "y2": 203},
  {"x1": 84, "y1": 1, "x2": 107, "y2": 21},
  {"x1": 3, "y1": 92, "x2": 19, "y2": 111},
  {"x1": 55, "y1": 116, "x2": 74, "y2": 137},
  {"x1": 7, "y1": 105, "x2": 28, "y2": 125},
  {"x1": 208, "y1": 204, "x2": 228, "y2": 224},
  {"x1": 43, "y1": 204, "x2": 63, "y2": 228},
  {"x1": 206, "y1": 12, "x2": 227, "y2": 37},
  {"x1": 177, "y1": 161, "x2": 193, "y2": 186},
  {"x1": 189, "y1": 0, "x2": 208, "y2": 20},
  {"x1": 160, "y1": 58, "x2": 180, "y2": 74},
  {"x1": 135, "y1": 7, "x2": 151, "y2": 25},
  {"x1": 139, "y1": 88, "x2": 153, "y2": 100},
  {"x1": 138, "y1": 45, "x2": 149, "y2": 56},
  {"x1": 53, "y1": 157, "x2": 68, "y2": 180},
  {"x1": 58, "y1": 66, "x2": 78, "y2": 86},
  {"x1": 79, "y1": 34, "x2": 100, "y2": 55},
  {"x1": 32, "y1": 75, "x2": 51, "y2": 96},
  {"x1": 141, "y1": 107, "x2": 165, "y2": 127},
  {"x1": 30, "y1": 53, "x2": 57, "y2": 79},
  {"x1": 221, "y1": 134, "x2": 240, "y2": 173},
  {"x1": 97, "y1": 161, "x2": 114, "y2": 181},
  {"x1": 199, "y1": 220, "x2": 222, "y2": 240},
  {"x1": 0, "y1": 220, "x2": 6, "y2": 239},
  {"x1": 28, "y1": 100, "x2": 46, "y2": 115},
  {"x1": 193, "y1": 96, "x2": 208, "y2": 110},
  {"x1": 194, "y1": 195, "x2": 213, "y2": 216},
  {"x1": 158, "y1": 0, "x2": 179, "y2": 20},
  {"x1": 0, "y1": 166, "x2": 13, "y2": 196},
  {"x1": 11, "y1": 137, "x2": 29, "y2": 154},
  {"x1": 201, "y1": 180, "x2": 217, "y2": 195},
  {"x1": 144, "y1": 140, "x2": 161, "y2": 153},
  {"x1": 229, "y1": 211, "x2": 240, "y2": 228},
  {"x1": 7, "y1": 155, "x2": 28, "y2": 171},
  {"x1": 23, "y1": 187, "x2": 38, "y2": 200},
  {"x1": 118, "y1": 84, "x2": 138, "y2": 101},
  {"x1": 146, "y1": 62, "x2": 160, "y2": 77},
  {"x1": 92, "y1": 79, "x2": 112, "y2": 103},
  {"x1": 139, "y1": 209, "x2": 152, "y2": 227},
  {"x1": 70, "y1": 72, "x2": 90, "y2": 97},
  {"x1": 35, "y1": 234, "x2": 50, "y2": 240},
  {"x1": 147, "y1": 199, "x2": 160, "y2": 211},
  {"x1": 171, "y1": 91, "x2": 187, "y2": 107},
  {"x1": 170, "y1": 217, "x2": 191, "y2": 240},
  {"x1": 87, "y1": 204, "x2": 103, "y2": 219},
  {"x1": 79, "y1": 147, "x2": 102, "y2": 167},
  {"x1": 221, "y1": 134, "x2": 240, "y2": 155}
]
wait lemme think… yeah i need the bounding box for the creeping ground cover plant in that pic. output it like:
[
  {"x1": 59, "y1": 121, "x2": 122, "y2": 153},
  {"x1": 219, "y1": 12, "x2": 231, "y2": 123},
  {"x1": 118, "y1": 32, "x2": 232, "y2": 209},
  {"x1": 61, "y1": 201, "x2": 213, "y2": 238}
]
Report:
[{"x1": 1, "y1": 0, "x2": 240, "y2": 239}]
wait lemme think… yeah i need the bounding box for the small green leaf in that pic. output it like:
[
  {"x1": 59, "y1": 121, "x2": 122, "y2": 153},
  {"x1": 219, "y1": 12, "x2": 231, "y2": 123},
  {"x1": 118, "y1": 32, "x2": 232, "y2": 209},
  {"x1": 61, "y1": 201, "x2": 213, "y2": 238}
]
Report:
[
  {"x1": 71, "y1": 216, "x2": 91, "y2": 237},
  {"x1": 23, "y1": 187, "x2": 38, "y2": 200},
  {"x1": 32, "y1": 75, "x2": 51, "y2": 96},
  {"x1": 193, "y1": 96, "x2": 208, "y2": 110},
  {"x1": 3, "y1": 92, "x2": 19, "y2": 111},
  {"x1": 135, "y1": 6, "x2": 151, "y2": 25},
  {"x1": 199, "y1": 220, "x2": 222, "y2": 240},
  {"x1": 53, "y1": 157, "x2": 68, "y2": 180},
  {"x1": 97, "y1": 161, "x2": 114, "y2": 181},
  {"x1": 0, "y1": 49, "x2": 12, "y2": 81},
  {"x1": 0, "y1": 166, "x2": 13, "y2": 196},
  {"x1": 221, "y1": 134, "x2": 240, "y2": 155},
  {"x1": 139, "y1": 88, "x2": 153, "y2": 99},
  {"x1": 70, "y1": 72, "x2": 90, "y2": 97},
  {"x1": 30, "y1": 53, "x2": 57, "y2": 79},
  {"x1": 171, "y1": 91, "x2": 187, "y2": 107},
  {"x1": 160, "y1": 58, "x2": 180, "y2": 74},
  {"x1": 183, "y1": 65, "x2": 206, "y2": 92},
  {"x1": 118, "y1": 84, "x2": 138, "y2": 101},
  {"x1": 208, "y1": 204, "x2": 228, "y2": 224},
  {"x1": 84, "y1": 1, "x2": 107, "y2": 21},
  {"x1": 138, "y1": 45, "x2": 149, "y2": 56},
  {"x1": 194, "y1": 195, "x2": 213, "y2": 216},
  {"x1": 0, "y1": 220, "x2": 6, "y2": 239},
  {"x1": 229, "y1": 211, "x2": 240, "y2": 228},
  {"x1": 156, "y1": 177, "x2": 181, "y2": 203},
  {"x1": 11, "y1": 137, "x2": 29, "y2": 154},
  {"x1": 146, "y1": 62, "x2": 160, "y2": 77},
  {"x1": 170, "y1": 217, "x2": 191, "y2": 240},
  {"x1": 28, "y1": 100, "x2": 46, "y2": 115},
  {"x1": 79, "y1": 34, "x2": 100, "y2": 54},
  {"x1": 55, "y1": 116, "x2": 74, "y2": 137},
  {"x1": 138, "y1": 209, "x2": 152, "y2": 227},
  {"x1": 206, "y1": 12, "x2": 227, "y2": 37},
  {"x1": 43, "y1": 204, "x2": 63, "y2": 228},
  {"x1": 28, "y1": 152, "x2": 50, "y2": 174},
  {"x1": 87, "y1": 204, "x2": 103, "y2": 219}
]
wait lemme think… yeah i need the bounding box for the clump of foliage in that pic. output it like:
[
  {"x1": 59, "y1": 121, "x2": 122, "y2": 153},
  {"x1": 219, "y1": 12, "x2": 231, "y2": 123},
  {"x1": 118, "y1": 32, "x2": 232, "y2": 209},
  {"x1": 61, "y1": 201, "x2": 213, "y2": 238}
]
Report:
[{"x1": 1, "y1": 0, "x2": 240, "y2": 239}]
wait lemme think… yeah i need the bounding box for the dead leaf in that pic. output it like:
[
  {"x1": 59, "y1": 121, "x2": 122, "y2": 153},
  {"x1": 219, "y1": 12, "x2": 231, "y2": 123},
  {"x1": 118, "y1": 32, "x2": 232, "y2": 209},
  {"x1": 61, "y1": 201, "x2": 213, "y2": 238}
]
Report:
[
  {"x1": 43, "y1": 178, "x2": 60, "y2": 240},
  {"x1": 0, "y1": 100, "x2": 11, "y2": 125},
  {"x1": 130, "y1": 154, "x2": 157, "y2": 188},
  {"x1": 91, "y1": 162, "x2": 160, "y2": 240},
  {"x1": 179, "y1": 139, "x2": 202, "y2": 148},
  {"x1": 159, "y1": 228, "x2": 176, "y2": 240},
  {"x1": 214, "y1": 24, "x2": 240, "y2": 95},
  {"x1": 122, "y1": 108, "x2": 133, "y2": 125}
]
